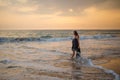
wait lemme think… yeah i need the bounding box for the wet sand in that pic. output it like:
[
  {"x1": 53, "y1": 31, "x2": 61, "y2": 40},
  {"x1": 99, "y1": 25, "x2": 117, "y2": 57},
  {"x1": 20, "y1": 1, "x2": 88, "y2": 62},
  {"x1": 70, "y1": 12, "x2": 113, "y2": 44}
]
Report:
[
  {"x1": 93, "y1": 56, "x2": 120, "y2": 75},
  {"x1": 0, "y1": 52, "x2": 116, "y2": 80},
  {"x1": 0, "y1": 40, "x2": 120, "y2": 80},
  {"x1": 71, "y1": 64, "x2": 115, "y2": 80}
]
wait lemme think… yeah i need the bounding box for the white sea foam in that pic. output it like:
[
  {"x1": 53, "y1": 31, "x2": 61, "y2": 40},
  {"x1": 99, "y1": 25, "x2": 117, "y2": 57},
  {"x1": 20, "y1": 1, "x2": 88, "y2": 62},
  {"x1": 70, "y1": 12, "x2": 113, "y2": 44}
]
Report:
[
  {"x1": 0, "y1": 30, "x2": 120, "y2": 80},
  {"x1": 80, "y1": 34, "x2": 114, "y2": 40},
  {"x1": 0, "y1": 34, "x2": 116, "y2": 43},
  {"x1": 75, "y1": 56, "x2": 120, "y2": 80},
  {"x1": 93, "y1": 65, "x2": 120, "y2": 80}
]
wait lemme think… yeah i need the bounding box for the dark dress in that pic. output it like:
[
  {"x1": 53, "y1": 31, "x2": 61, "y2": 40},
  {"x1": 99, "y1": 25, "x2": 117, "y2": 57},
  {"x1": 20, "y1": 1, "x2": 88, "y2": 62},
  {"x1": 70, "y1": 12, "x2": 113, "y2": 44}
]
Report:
[
  {"x1": 72, "y1": 37, "x2": 81, "y2": 58},
  {"x1": 72, "y1": 38, "x2": 79, "y2": 51}
]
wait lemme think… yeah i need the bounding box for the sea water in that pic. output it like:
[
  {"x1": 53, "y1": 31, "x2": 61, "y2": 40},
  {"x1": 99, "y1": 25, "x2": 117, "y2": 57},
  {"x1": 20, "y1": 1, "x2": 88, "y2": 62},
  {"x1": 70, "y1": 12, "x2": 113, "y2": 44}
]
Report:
[{"x1": 0, "y1": 30, "x2": 120, "y2": 80}]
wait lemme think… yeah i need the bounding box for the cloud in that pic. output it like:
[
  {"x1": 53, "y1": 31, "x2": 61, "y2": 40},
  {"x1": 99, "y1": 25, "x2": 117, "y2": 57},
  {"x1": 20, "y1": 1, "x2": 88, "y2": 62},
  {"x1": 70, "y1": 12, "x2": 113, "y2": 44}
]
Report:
[
  {"x1": 0, "y1": 0, "x2": 120, "y2": 18},
  {"x1": 0, "y1": 0, "x2": 120, "y2": 30},
  {"x1": 95, "y1": 0, "x2": 120, "y2": 10},
  {"x1": 0, "y1": 0, "x2": 120, "y2": 16}
]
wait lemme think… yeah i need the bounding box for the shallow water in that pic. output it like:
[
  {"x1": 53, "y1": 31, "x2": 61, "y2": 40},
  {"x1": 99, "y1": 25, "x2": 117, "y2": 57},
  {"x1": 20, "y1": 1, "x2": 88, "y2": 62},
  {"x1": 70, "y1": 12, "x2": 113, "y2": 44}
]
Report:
[{"x1": 0, "y1": 30, "x2": 120, "y2": 80}]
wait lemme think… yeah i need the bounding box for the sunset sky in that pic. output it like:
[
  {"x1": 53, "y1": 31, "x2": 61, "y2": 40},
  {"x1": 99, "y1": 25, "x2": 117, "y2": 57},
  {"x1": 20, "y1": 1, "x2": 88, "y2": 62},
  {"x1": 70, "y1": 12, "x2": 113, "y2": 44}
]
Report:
[{"x1": 0, "y1": 0, "x2": 120, "y2": 30}]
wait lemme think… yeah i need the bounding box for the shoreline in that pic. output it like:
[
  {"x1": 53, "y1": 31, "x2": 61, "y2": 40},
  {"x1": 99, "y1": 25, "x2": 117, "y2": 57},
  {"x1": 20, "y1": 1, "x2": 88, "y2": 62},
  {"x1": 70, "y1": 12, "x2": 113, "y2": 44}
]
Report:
[
  {"x1": 0, "y1": 40, "x2": 120, "y2": 80},
  {"x1": 92, "y1": 56, "x2": 120, "y2": 76},
  {"x1": 0, "y1": 51, "x2": 119, "y2": 80}
]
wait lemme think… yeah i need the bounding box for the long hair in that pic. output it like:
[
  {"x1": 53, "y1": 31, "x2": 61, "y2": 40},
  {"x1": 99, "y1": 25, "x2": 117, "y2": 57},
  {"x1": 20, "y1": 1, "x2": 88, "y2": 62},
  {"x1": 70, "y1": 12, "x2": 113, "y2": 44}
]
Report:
[{"x1": 73, "y1": 30, "x2": 79, "y2": 36}]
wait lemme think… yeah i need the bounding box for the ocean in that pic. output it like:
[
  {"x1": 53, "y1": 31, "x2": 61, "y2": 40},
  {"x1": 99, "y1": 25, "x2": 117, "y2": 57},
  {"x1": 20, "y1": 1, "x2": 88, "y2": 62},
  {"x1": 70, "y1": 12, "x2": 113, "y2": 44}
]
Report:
[
  {"x1": 0, "y1": 30, "x2": 120, "y2": 42},
  {"x1": 0, "y1": 30, "x2": 120, "y2": 80}
]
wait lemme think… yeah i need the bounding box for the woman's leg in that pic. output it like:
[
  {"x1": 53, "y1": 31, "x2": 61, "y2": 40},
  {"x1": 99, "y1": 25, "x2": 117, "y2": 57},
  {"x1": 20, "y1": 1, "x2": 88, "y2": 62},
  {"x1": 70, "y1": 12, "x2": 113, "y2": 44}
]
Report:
[{"x1": 71, "y1": 51, "x2": 75, "y2": 58}]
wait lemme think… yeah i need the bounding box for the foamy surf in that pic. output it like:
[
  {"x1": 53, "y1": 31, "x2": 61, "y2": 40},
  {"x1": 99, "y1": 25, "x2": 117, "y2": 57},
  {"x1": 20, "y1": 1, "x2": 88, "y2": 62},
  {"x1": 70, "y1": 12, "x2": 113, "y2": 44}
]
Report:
[
  {"x1": 0, "y1": 34, "x2": 116, "y2": 43},
  {"x1": 74, "y1": 56, "x2": 120, "y2": 80},
  {"x1": 0, "y1": 30, "x2": 120, "y2": 80}
]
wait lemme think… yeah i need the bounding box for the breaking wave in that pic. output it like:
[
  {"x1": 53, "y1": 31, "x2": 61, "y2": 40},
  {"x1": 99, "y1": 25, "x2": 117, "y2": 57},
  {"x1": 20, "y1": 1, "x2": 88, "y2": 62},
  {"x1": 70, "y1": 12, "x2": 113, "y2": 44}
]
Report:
[
  {"x1": 0, "y1": 34, "x2": 116, "y2": 43},
  {"x1": 75, "y1": 57, "x2": 120, "y2": 80}
]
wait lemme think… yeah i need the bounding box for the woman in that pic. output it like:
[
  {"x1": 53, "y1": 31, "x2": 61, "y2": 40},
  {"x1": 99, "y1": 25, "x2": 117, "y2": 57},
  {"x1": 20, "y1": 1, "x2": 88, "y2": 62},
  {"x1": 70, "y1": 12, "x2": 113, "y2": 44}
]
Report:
[{"x1": 71, "y1": 30, "x2": 80, "y2": 59}]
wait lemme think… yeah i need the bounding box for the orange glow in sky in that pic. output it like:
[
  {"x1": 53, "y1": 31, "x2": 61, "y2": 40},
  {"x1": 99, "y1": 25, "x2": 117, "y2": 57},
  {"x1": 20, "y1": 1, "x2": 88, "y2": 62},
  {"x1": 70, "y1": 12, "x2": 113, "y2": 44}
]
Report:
[{"x1": 0, "y1": 0, "x2": 120, "y2": 30}]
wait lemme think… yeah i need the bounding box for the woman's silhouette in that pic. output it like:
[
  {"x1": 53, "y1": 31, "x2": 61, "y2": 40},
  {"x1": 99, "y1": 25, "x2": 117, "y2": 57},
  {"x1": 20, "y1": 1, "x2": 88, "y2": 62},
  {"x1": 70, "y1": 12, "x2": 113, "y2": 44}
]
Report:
[{"x1": 71, "y1": 30, "x2": 80, "y2": 59}]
